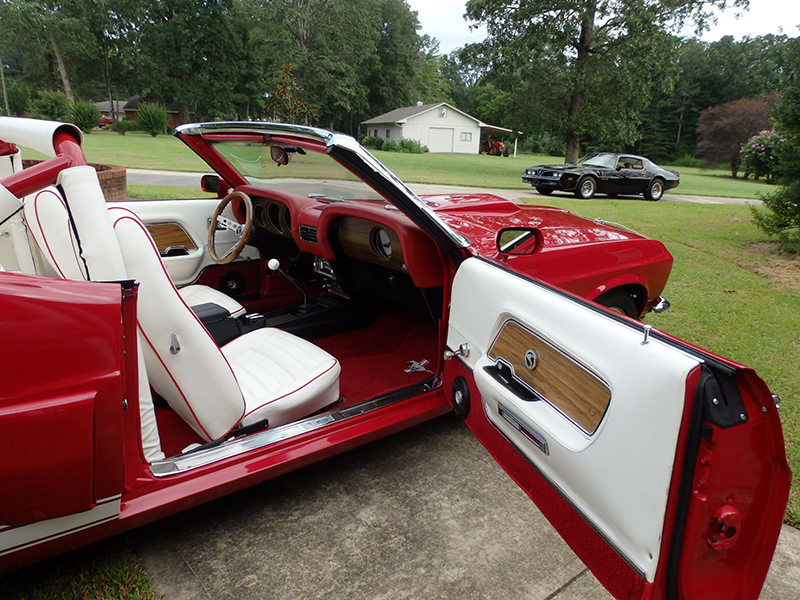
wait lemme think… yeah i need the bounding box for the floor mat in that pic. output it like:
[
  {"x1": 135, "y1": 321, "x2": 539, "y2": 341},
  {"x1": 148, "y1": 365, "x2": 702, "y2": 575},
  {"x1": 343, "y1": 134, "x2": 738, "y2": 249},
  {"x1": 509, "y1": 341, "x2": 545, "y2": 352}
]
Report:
[{"x1": 315, "y1": 306, "x2": 440, "y2": 402}]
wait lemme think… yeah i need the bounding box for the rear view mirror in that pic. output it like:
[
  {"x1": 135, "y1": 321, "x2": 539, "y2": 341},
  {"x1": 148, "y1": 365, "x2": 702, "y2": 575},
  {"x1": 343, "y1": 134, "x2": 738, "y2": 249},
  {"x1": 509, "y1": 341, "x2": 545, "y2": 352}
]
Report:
[
  {"x1": 271, "y1": 146, "x2": 289, "y2": 166},
  {"x1": 201, "y1": 174, "x2": 221, "y2": 193},
  {"x1": 497, "y1": 227, "x2": 541, "y2": 255}
]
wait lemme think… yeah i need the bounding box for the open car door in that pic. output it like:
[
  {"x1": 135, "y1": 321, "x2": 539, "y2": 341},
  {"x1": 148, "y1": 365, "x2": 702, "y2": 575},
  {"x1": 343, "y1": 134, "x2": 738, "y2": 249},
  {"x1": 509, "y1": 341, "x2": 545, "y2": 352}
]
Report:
[{"x1": 443, "y1": 258, "x2": 790, "y2": 600}]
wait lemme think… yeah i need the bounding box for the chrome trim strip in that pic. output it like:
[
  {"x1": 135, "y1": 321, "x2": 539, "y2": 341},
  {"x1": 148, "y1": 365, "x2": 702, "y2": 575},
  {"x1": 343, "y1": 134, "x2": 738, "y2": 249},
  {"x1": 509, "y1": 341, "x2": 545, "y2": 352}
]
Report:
[
  {"x1": 150, "y1": 377, "x2": 440, "y2": 477},
  {"x1": 497, "y1": 403, "x2": 549, "y2": 455},
  {"x1": 0, "y1": 495, "x2": 121, "y2": 557}
]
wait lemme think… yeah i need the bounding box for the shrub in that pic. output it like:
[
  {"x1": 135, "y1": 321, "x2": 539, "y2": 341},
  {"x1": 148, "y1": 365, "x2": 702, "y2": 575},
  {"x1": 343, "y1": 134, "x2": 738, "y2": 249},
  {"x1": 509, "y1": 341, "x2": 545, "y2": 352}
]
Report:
[
  {"x1": 361, "y1": 136, "x2": 384, "y2": 150},
  {"x1": 112, "y1": 118, "x2": 139, "y2": 135},
  {"x1": 69, "y1": 101, "x2": 101, "y2": 133},
  {"x1": 672, "y1": 154, "x2": 705, "y2": 169},
  {"x1": 136, "y1": 102, "x2": 169, "y2": 137},
  {"x1": 398, "y1": 138, "x2": 428, "y2": 154},
  {"x1": 29, "y1": 91, "x2": 70, "y2": 121},
  {"x1": 740, "y1": 130, "x2": 788, "y2": 183},
  {"x1": 6, "y1": 82, "x2": 33, "y2": 117},
  {"x1": 381, "y1": 139, "x2": 399, "y2": 152}
]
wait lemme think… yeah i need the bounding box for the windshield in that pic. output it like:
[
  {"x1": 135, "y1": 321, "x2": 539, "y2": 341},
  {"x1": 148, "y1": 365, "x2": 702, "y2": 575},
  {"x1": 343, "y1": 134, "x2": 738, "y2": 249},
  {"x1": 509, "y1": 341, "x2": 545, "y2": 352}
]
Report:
[
  {"x1": 576, "y1": 154, "x2": 617, "y2": 168},
  {"x1": 211, "y1": 139, "x2": 386, "y2": 201}
]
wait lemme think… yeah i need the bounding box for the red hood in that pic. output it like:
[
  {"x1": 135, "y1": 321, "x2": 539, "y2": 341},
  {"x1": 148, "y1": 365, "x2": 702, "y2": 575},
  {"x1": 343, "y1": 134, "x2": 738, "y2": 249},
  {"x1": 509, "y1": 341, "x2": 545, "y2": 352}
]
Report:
[{"x1": 424, "y1": 193, "x2": 644, "y2": 257}]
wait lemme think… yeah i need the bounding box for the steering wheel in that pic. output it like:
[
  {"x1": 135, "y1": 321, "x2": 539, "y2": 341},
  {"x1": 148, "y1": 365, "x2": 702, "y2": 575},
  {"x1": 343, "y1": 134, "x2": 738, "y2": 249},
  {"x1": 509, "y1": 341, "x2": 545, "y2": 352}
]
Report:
[{"x1": 208, "y1": 191, "x2": 254, "y2": 264}]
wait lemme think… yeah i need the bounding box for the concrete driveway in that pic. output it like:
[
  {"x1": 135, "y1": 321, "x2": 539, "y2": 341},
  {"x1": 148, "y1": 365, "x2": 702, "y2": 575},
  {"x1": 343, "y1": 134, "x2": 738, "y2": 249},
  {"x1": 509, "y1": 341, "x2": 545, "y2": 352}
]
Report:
[{"x1": 138, "y1": 414, "x2": 800, "y2": 600}]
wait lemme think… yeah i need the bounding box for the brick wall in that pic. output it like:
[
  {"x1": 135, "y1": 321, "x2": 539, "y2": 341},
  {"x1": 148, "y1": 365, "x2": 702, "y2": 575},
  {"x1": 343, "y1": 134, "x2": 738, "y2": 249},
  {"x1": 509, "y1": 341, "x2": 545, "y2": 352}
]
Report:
[{"x1": 22, "y1": 160, "x2": 128, "y2": 201}]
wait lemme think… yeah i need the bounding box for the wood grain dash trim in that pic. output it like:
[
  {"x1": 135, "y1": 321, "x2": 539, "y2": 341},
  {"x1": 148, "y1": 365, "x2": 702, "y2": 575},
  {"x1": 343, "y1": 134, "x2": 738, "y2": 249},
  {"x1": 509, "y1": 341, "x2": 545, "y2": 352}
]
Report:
[
  {"x1": 488, "y1": 320, "x2": 610, "y2": 434},
  {"x1": 146, "y1": 223, "x2": 197, "y2": 253}
]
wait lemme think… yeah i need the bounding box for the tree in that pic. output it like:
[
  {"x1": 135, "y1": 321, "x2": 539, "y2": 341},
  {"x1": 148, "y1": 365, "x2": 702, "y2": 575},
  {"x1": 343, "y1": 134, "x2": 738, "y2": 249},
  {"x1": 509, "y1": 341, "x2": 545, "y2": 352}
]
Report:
[
  {"x1": 464, "y1": 0, "x2": 749, "y2": 162},
  {"x1": 697, "y1": 95, "x2": 772, "y2": 177},
  {"x1": 266, "y1": 64, "x2": 317, "y2": 124},
  {"x1": 752, "y1": 38, "x2": 800, "y2": 253},
  {"x1": 132, "y1": 0, "x2": 262, "y2": 123}
]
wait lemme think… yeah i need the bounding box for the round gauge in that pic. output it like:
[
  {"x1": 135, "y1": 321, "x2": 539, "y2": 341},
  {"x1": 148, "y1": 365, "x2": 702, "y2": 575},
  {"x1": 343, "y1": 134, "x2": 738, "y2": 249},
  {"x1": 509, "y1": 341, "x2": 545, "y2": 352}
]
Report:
[
  {"x1": 254, "y1": 203, "x2": 268, "y2": 228},
  {"x1": 282, "y1": 204, "x2": 292, "y2": 231},
  {"x1": 267, "y1": 202, "x2": 283, "y2": 233},
  {"x1": 371, "y1": 228, "x2": 392, "y2": 260}
]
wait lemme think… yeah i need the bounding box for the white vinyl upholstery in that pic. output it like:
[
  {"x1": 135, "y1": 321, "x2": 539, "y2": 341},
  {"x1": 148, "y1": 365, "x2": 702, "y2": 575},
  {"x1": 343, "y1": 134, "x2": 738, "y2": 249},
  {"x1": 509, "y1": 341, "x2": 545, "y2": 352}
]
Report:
[
  {"x1": 0, "y1": 182, "x2": 37, "y2": 274},
  {"x1": 24, "y1": 188, "x2": 88, "y2": 280},
  {"x1": 109, "y1": 206, "x2": 340, "y2": 441},
  {"x1": 40, "y1": 168, "x2": 164, "y2": 462},
  {"x1": 224, "y1": 328, "x2": 341, "y2": 428},
  {"x1": 179, "y1": 284, "x2": 246, "y2": 318}
]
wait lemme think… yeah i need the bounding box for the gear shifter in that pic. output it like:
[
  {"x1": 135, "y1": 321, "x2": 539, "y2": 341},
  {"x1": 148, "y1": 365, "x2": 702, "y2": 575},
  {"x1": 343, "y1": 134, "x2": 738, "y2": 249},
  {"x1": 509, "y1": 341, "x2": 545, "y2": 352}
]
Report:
[{"x1": 268, "y1": 258, "x2": 310, "y2": 308}]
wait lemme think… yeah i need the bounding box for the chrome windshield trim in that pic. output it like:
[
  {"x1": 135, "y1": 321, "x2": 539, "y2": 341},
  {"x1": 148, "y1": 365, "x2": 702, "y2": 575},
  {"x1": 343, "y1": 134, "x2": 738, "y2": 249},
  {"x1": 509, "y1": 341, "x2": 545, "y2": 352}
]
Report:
[
  {"x1": 149, "y1": 377, "x2": 440, "y2": 477},
  {"x1": 175, "y1": 121, "x2": 470, "y2": 250}
]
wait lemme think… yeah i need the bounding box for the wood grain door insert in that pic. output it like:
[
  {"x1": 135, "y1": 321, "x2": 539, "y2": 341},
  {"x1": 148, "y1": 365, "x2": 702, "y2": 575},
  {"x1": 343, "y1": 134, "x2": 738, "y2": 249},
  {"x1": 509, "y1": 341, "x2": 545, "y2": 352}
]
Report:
[
  {"x1": 146, "y1": 223, "x2": 197, "y2": 253},
  {"x1": 487, "y1": 320, "x2": 611, "y2": 434}
]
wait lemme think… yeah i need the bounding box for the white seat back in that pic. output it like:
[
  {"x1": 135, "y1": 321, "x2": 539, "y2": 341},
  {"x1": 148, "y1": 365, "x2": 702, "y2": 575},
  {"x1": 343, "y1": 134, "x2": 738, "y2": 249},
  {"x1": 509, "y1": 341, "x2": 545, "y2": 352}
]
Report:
[
  {"x1": 26, "y1": 167, "x2": 164, "y2": 462},
  {"x1": 109, "y1": 206, "x2": 246, "y2": 441}
]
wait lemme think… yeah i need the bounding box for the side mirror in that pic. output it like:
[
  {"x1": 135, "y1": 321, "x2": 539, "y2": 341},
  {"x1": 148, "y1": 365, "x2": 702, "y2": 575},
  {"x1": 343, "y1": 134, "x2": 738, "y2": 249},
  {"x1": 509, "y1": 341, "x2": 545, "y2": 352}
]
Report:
[
  {"x1": 497, "y1": 227, "x2": 540, "y2": 255},
  {"x1": 201, "y1": 174, "x2": 221, "y2": 193}
]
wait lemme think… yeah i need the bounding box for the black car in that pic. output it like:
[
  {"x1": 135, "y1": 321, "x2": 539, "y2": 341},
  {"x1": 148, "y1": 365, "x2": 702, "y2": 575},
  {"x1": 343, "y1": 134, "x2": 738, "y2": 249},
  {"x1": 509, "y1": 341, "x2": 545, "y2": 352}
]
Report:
[{"x1": 522, "y1": 153, "x2": 680, "y2": 201}]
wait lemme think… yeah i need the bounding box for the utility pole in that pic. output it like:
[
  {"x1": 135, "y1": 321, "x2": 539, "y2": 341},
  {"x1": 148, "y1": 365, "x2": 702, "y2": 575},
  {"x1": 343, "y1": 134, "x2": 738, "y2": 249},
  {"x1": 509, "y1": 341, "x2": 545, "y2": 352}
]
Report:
[{"x1": 0, "y1": 50, "x2": 9, "y2": 116}]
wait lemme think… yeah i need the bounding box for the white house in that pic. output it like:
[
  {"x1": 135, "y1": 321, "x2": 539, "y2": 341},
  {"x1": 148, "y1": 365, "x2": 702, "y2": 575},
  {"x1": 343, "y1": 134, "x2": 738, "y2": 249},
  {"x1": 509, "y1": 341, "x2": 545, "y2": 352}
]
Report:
[{"x1": 361, "y1": 102, "x2": 512, "y2": 154}]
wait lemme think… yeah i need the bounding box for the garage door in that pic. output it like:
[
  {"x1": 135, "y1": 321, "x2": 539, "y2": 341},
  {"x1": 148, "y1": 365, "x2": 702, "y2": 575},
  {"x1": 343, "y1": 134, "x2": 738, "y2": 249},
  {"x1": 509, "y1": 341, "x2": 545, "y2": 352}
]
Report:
[{"x1": 428, "y1": 128, "x2": 454, "y2": 153}]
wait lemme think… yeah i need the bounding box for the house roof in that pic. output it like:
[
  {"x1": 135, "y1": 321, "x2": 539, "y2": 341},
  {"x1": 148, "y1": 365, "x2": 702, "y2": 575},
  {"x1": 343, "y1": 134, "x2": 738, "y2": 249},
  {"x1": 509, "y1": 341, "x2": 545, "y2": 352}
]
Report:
[
  {"x1": 93, "y1": 100, "x2": 126, "y2": 114},
  {"x1": 362, "y1": 103, "x2": 447, "y2": 125},
  {"x1": 362, "y1": 102, "x2": 514, "y2": 135},
  {"x1": 123, "y1": 96, "x2": 181, "y2": 114}
]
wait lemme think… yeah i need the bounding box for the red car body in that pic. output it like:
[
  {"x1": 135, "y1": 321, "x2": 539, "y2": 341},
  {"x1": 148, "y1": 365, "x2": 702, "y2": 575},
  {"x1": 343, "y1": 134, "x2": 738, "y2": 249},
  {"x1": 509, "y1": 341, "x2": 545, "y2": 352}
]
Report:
[{"x1": 0, "y1": 118, "x2": 790, "y2": 600}]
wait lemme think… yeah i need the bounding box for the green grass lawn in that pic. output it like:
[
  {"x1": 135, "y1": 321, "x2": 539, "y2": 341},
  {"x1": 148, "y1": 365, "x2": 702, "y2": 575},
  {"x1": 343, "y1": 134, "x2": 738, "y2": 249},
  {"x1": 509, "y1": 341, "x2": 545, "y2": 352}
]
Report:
[{"x1": 20, "y1": 130, "x2": 776, "y2": 199}]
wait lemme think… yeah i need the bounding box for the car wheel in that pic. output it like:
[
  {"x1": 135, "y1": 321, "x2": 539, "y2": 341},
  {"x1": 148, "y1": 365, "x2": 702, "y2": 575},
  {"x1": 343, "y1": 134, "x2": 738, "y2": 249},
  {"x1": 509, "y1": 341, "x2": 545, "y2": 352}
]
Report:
[
  {"x1": 644, "y1": 178, "x2": 665, "y2": 201},
  {"x1": 574, "y1": 176, "x2": 597, "y2": 199},
  {"x1": 536, "y1": 185, "x2": 554, "y2": 195},
  {"x1": 595, "y1": 289, "x2": 639, "y2": 319}
]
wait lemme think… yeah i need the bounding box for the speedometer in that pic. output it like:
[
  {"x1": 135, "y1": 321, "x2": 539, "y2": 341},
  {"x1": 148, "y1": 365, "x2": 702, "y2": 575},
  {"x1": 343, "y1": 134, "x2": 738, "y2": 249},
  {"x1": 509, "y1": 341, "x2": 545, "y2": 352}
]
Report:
[{"x1": 371, "y1": 228, "x2": 392, "y2": 260}]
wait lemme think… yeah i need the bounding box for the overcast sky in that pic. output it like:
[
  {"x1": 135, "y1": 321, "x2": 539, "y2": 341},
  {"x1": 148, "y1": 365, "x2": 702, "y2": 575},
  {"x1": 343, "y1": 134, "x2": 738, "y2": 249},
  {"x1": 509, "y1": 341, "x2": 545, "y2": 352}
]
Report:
[{"x1": 407, "y1": 0, "x2": 800, "y2": 55}]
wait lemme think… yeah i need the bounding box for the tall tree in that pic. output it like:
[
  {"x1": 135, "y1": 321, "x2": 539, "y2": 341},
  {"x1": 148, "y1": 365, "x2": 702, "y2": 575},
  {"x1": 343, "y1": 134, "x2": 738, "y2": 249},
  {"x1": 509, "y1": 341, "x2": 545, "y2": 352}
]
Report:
[
  {"x1": 131, "y1": 0, "x2": 262, "y2": 123},
  {"x1": 0, "y1": 0, "x2": 94, "y2": 102},
  {"x1": 696, "y1": 95, "x2": 773, "y2": 177},
  {"x1": 464, "y1": 0, "x2": 748, "y2": 162}
]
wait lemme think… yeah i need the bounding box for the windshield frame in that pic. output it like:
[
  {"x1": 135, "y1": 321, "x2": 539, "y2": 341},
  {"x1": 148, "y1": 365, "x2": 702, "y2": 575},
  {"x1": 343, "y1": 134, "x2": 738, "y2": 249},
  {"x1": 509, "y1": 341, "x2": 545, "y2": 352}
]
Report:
[{"x1": 174, "y1": 121, "x2": 470, "y2": 252}]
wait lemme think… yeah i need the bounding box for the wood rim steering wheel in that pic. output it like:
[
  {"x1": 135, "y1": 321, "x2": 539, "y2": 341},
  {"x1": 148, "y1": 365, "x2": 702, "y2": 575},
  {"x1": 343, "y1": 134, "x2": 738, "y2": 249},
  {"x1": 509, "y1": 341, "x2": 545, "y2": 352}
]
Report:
[{"x1": 208, "y1": 191, "x2": 254, "y2": 265}]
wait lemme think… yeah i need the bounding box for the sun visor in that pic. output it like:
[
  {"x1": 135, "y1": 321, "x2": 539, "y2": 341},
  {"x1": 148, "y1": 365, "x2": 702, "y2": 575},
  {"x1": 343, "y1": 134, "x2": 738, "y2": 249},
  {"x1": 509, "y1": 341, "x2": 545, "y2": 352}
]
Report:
[{"x1": 0, "y1": 117, "x2": 83, "y2": 158}]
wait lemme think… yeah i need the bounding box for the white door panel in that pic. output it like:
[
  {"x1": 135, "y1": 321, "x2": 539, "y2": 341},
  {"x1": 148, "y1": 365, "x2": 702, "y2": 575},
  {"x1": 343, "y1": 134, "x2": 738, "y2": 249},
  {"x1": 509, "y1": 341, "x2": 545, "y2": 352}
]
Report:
[
  {"x1": 448, "y1": 258, "x2": 701, "y2": 580},
  {"x1": 110, "y1": 199, "x2": 259, "y2": 286}
]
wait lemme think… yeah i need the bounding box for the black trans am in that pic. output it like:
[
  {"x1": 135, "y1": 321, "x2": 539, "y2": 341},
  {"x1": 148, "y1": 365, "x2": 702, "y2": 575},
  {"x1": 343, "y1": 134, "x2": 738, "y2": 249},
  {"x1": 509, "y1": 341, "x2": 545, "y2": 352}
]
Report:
[{"x1": 522, "y1": 153, "x2": 680, "y2": 201}]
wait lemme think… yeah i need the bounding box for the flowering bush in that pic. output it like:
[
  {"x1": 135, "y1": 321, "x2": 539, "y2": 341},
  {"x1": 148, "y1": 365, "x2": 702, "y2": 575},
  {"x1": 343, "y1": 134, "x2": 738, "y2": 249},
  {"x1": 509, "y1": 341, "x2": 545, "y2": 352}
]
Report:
[{"x1": 740, "y1": 130, "x2": 789, "y2": 183}]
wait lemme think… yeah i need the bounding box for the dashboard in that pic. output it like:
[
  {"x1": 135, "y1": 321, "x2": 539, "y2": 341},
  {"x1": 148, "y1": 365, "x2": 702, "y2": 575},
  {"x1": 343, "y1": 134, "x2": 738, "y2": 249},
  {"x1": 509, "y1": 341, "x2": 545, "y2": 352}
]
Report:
[{"x1": 240, "y1": 186, "x2": 445, "y2": 290}]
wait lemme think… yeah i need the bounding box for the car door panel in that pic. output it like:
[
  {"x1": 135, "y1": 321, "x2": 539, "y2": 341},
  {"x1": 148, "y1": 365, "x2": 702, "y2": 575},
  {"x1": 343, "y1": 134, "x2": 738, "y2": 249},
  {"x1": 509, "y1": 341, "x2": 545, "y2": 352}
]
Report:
[
  {"x1": 110, "y1": 198, "x2": 259, "y2": 286},
  {"x1": 444, "y1": 257, "x2": 790, "y2": 600}
]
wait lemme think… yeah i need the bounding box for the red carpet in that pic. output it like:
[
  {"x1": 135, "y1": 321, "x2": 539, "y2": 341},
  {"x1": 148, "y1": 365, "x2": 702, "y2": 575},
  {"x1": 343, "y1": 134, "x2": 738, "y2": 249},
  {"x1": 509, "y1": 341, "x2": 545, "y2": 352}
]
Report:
[{"x1": 315, "y1": 306, "x2": 440, "y2": 402}]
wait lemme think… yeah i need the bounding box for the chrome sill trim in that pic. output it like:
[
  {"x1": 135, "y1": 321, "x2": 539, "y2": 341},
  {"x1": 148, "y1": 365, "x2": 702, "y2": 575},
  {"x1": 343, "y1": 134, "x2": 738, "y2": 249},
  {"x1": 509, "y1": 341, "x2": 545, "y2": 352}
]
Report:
[{"x1": 150, "y1": 377, "x2": 440, "y2": 477}]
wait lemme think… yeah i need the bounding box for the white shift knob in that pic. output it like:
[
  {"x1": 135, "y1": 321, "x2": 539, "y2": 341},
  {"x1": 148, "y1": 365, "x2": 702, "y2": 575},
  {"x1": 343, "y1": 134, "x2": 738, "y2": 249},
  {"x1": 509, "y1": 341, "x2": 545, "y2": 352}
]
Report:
[{"x1": 268, "y1": 258, "x2": 280, "y2": 271}]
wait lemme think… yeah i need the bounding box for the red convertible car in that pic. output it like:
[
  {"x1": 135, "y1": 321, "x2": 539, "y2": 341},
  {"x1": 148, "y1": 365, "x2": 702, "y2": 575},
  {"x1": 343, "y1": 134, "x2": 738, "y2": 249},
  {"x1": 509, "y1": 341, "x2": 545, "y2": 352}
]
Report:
[{"x1": 0, "y1": 117, "x2": 790, "y2": 600}]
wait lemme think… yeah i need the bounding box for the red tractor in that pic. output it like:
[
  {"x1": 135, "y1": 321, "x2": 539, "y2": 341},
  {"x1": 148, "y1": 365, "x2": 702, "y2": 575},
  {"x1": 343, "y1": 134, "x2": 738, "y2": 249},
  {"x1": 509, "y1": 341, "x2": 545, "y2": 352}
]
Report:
[{"x1": 480, "y1": 138, "x2": 509, "y2": 157}]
